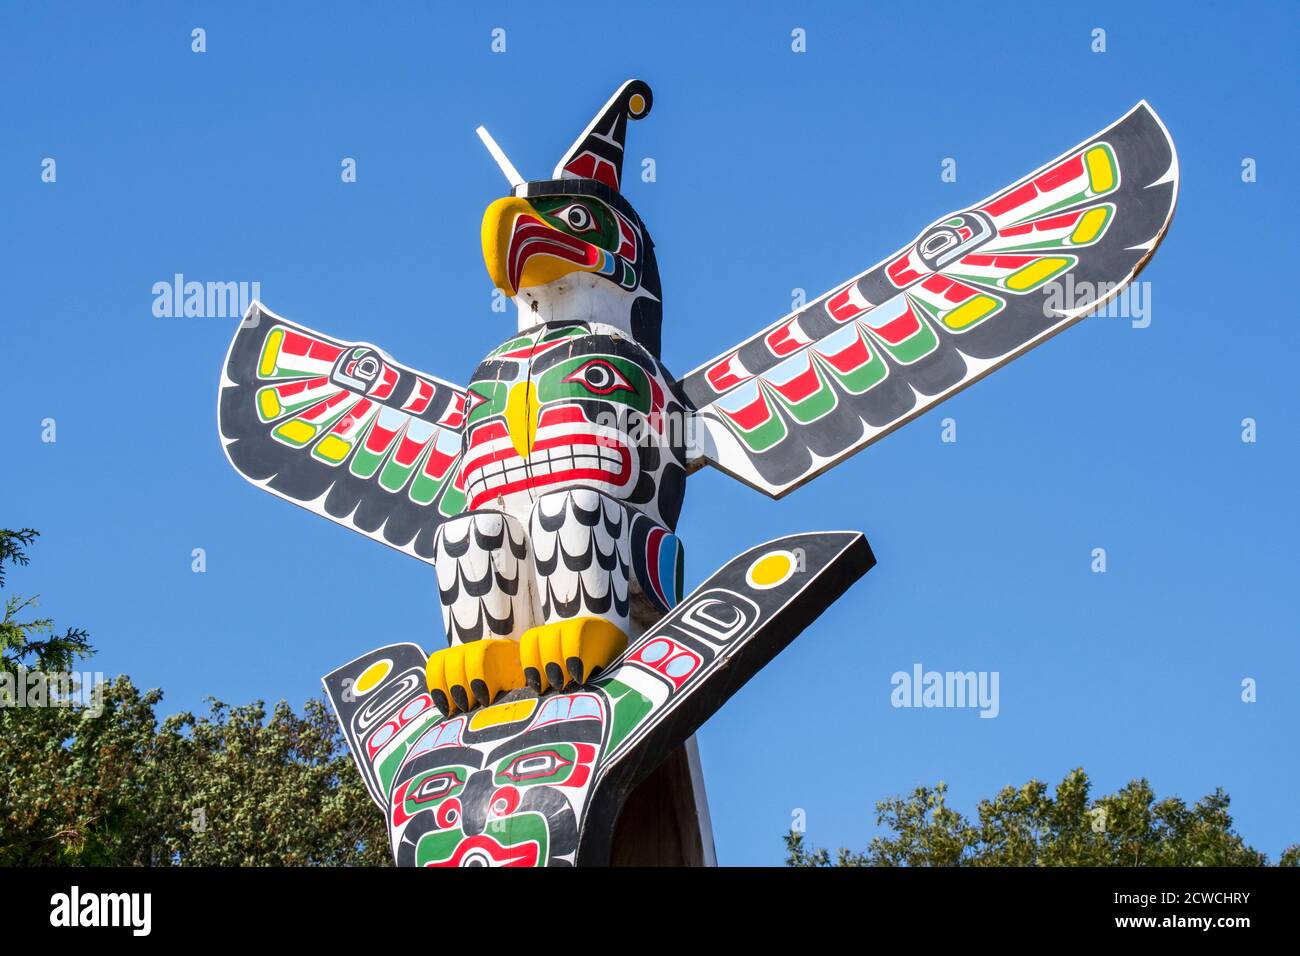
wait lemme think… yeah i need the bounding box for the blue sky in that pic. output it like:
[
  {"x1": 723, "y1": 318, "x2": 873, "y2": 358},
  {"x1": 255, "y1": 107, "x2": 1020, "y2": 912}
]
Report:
[{"x1": 3, "y1": 1, "x2": 1297, "y2": 865}]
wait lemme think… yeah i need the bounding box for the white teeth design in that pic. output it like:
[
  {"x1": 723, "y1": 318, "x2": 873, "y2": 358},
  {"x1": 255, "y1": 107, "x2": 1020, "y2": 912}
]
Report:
[{"x1": 463, "y1": 442, "x2": 631, "y2": 502}]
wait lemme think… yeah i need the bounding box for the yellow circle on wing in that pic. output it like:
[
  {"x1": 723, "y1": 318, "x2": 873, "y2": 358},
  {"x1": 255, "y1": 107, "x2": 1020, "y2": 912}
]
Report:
[
  {"x1": 628, "y1": 93, "x2": 647, "y2": 116},
  {"x1": 747, "y1": 551, "x2": 795, "y2": 590},
  {"x1": 354, "y1": 658, "x2": 392, "y2": 696}
]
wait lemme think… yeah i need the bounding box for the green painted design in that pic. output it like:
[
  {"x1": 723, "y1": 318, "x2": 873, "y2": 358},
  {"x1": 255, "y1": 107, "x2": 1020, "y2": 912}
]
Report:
[
  {"x1": 728, "y1": 395, "x2": 788, "y2": 453},
  {"x1": 818, "y1": 335, "x2": 888, "y2": 396},
  {"x1": 438, "y1": 483, "x2": 466, "y2": 518},
  {"x1": 467, "y1": 381, "x2": 510, "y2": 425},
  {"x1": 409, "y1": 458, "x2": 455, "y2": 506},
  {"x1": 865, "y1": 313, "x2": 939, "y2": 365},
  {"x1": 348, "y1": 436, "x2": 388, "y2": 480},
  {"x1": 1009, "y1": 144, "x2": 1119, "y2": 225},
  {"x1": 377, "y1": 712, "x2": 442, "y2": 795},
  {"x1": 536, "y1": 354, "x2": 652, "y2": 414},
  {"x1": 603, "y1": 679, "x2": 654, "y2": 753},
  {"x1": 487, "y1": 334, "x2": 535, "y2": 358},
  {"x1": 271, "y1": 401, "x2": 355, "y2": 447},
  {"x1": 540, "y1": 325, "x2": 587, "y2": 343},
  {"x1": 494, "y1": 743, "x2": 580, "y2": 787},
  {"x1": 255, "y1": 385, "x2": 320, "y2": 422},
  {"x1": 993, "y1": 204, "x2": 1115, "y2": 252},
  {"x1": 530, "y1": 195, "x2": 619, "y2": 251},
  {"x1": 768, "y1": 365, "x2": 838, "y2": 425},
  {"x1": 401, "y1": 766, "x2": 467, "y2": 817},
  {"x1": 378, "y1": 442, "x2": 429, "y2": 493}
]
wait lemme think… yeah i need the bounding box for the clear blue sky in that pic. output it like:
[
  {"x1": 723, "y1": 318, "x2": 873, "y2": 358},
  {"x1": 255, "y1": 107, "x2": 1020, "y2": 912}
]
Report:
[{"x1": 3, "y1": 2, "x2": 1297, "y2": 865}]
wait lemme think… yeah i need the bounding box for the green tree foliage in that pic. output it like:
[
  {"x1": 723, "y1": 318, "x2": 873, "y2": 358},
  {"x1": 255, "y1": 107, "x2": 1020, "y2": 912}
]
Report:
[
  {"x1": 0, "y1": 528, "x2": 389, "y2": 866},
  {"x1": 1, "y1": 529, "x2": 91, "y2": 672},
  {"x1": 786, "y1": 769, "x2": 1291, "y2": 866},
  {"x1": 0, "y1": 681, "x2": 390, "y2": 865}
]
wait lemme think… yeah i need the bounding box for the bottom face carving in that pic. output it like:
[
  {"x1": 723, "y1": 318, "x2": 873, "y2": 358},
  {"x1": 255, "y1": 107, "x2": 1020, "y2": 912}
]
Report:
[{"x1": 324, "y1": 531, "x2": 875, "y2": 866}]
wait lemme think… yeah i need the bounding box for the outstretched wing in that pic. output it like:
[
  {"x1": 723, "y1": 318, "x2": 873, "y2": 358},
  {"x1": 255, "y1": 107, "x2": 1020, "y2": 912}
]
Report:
[
  {"x1": 218, "y1": 302, "x2": 469, "y2": 562},
  {"x1": 679, "y1": 101, "x2": 1179, "y2": 497}
]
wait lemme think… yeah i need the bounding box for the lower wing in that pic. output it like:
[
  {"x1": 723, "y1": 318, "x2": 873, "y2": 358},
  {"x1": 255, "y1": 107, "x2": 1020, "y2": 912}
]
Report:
[
  {"x1": 322, "y1": 643, "x2": 434, "y2": 811},
  {"x1": 679, "y1": 101, "x2": 1178, "y2": 497}
]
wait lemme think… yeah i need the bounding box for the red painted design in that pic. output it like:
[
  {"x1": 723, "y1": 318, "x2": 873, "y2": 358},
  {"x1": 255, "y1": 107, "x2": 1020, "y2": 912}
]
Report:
[
  {"x1": 402, "y1": 379, "x2": 435, "y2": 414},
  {"x1": 507, "y1": 215, "x2": 601, "y2": 293},
  {"x1": 765, "y1": 317, "x2": 812, "y2": 357},
  {"x1": 887, "y1": 252, "x2": 927, "y2": 287},
  {"x1": 1034, "y1": 154, "x2": 1084, "y2": 193},
  {"x1": 717, "y1": 388, "x2": 771, "y2": 432},
  {"x1": 562, "y1": 152, "x2": 620, "y2": 191},
  {"x1": 706, "y1": 353, "x2": 750, "y2": 392}
]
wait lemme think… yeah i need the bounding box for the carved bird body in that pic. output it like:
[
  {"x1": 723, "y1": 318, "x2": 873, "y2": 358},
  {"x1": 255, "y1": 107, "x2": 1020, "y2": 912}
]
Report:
[{"x1": 219, "y1": 79, "x2": 1178, "y2": 733}]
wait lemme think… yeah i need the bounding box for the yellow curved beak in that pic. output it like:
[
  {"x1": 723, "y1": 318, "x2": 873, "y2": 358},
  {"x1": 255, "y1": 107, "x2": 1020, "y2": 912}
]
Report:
[{"x1": 481, "y1": 196, "x2": 599, "y2": 297}]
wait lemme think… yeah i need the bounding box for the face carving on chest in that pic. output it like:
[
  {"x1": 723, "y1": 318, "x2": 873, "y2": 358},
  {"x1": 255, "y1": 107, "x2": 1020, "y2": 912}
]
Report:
[{"x1": 454, "y1": 323, "x2": 687, "y2": 531}]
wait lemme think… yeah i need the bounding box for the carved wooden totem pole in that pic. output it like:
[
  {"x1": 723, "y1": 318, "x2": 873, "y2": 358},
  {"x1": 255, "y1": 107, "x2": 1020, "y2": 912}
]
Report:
[{"x1": 218, "y1": 80, "x2": 1177, "y2": 865}]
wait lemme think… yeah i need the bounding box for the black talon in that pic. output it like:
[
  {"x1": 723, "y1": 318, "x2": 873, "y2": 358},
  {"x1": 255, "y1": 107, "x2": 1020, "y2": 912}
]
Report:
[
  {"x1": 545, "y1": 662, "x2": 565, "y2": 690},
  {"x1": 524, "y1": 667, "x2": 542, "y2": 693},
  {"x1": 450, "y1": 685, "x2": 471, "y2": 713},
  {"x1": 430, "y1": 689, "x2": 451, "y2": 716},
  {"x1": 471, "y1": 679, "x2": 492, "y2": 709},
  {"x1": 566, "y1": 656, "x2": 585, "y2": 686}
]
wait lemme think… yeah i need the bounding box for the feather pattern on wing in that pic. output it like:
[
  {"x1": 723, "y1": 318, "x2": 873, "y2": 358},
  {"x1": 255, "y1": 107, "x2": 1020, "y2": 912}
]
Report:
[
  {"x1": 678, "y1": 102, "x2": 1178, "y2": 497},
  {"x1": 218, "y1": 302, "x2": 470, "y2": 561}
]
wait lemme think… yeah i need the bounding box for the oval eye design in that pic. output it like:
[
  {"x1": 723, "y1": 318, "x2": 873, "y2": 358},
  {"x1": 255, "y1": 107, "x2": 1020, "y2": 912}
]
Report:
[
  {"x1": 510, "y1": 754, "x2": 557, "y2": 778},
  {"x1": 412, "y1": 771, "x2": 459, "y2": 803},
  {"x1": 355, "y1": 355, "x2": 379, "y2": 380},
  {"x1": 500, "y1": 749, "x2": 571, "y2": 783},
  {"x1": 563, "y1": 359, "x2": 634, "y2": 396},
  {"x1": 556, "y1": 202, "x2": 595, "y2": 233}
]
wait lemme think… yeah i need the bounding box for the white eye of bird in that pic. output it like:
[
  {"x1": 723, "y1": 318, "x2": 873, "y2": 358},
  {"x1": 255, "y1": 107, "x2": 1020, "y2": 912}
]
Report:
[
  {"x1": 585, "y1": 364, "x2": 612, "y2": 389},
  {"x1": 561, "y1": 358, "x2": 633, "y2": 395},
  {"x1": 561, "y1": 204, "x2": 593, "y2": 231}
]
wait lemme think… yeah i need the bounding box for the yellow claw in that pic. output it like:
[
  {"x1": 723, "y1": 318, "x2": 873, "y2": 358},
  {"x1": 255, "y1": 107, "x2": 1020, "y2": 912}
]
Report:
[
  {"x1": 426, "y1": 639, "x2": 526, "y2": 715},
  {"x1": 520, "y1": 617, "x2": 628, "y2": 693}
]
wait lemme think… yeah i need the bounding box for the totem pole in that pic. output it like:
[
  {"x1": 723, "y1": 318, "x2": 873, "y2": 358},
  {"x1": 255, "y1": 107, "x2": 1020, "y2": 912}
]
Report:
[{"x1": 217, "y1": 80, "x2": 1177, "y2": 865}]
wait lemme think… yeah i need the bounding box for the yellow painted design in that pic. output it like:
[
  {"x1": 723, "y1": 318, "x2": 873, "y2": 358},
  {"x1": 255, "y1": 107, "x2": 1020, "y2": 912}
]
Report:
[
  {"x1": 1070, "y1": 207, "x2": 1110, "y2": 245},
  {"x1": 520, "y1": 617, "x2": 627, "y2": 692},
  {"x1": 561, "y1": 618, "x2": 627, "y2": 684},
  {"x1": 314, "y1": 434, "x2": 351, "y2": 462},
  {"x1": 628, "y1": 92, "x2": 647, "y2": 116},
  {"x1": 275, "y1": 419, "x2": 316, "y2": 445},
  {"x1": 258, "y1": 389, "x2": 281, "y2": 421},
  {"x1": 1006, "y1": 257, "x2": 1070, "y2": 292},
  {"x1": 944, "y1": 294, "x2": 1000, "y2": 329},
  {"x1": 259, "y1": 328, "x2": 284, "y2": 377},
  {"x1": 354, "y1": 659, "x2": 392, "y2": 696},
  {"x1": 1085, "y1": 146, "x2": 1115, "y2": 193},
  {"x1": 469, "y1": 698, "x2": 537, "y2": 731},
  {"x1": 425, "y1": 651, "x2": 449, "y2": 710},
  {"x1": 426, "y1": 639, "x2": 526, "y2": 715},
  {"x1": 443, "y1": 648, "x2": 468, "y2": 705},
  {"x1": 505, "y1": 381, "x2": 538, "y2": 460},
  {"x1": 749, "y1": 552, "x2": 793, "y2": 587},
  {"x1": 481, "y1": 195, "x2": 598, "y2": 296}
]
